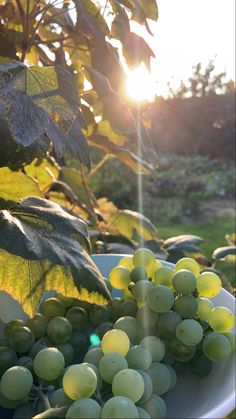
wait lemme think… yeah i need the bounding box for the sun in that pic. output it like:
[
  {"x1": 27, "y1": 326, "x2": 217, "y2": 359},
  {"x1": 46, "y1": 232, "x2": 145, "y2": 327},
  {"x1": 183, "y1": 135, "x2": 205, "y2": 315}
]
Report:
[{"x1": 125, "y1": 63, "x2": 157, "y2": 102}]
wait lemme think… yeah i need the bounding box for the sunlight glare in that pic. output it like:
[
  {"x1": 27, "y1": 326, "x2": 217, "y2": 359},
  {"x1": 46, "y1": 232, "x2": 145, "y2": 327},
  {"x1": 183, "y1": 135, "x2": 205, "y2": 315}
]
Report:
[{"x1": 126, "y1": 64, "x2": 156, "y2": 102}]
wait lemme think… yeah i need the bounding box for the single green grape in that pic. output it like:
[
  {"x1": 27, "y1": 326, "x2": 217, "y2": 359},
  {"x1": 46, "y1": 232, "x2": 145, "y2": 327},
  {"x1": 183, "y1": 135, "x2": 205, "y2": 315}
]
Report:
[
  {"x1": 135, "y1": 369, "x2": 153, "y2": 404},
  {"x1": 0, "y1": 366, "x2": 33, "y2": 400},
  {"x1": 47, "y1": 316, "x2": 72, "y2": 344},
  {"x1": 157, "y1": 311, "x2": 182, "y2": 338},
  {"x1": 147, "y1": 362, "x2": 172, "y2": 395},
  {"x1": 170, "y1": 338, "x2": 196, "y2": 362},
  {"x1": 119, "y1": 300, "x2": 138, "y2": 318},
  {"x1": 224, "y1": 332, "x2": 236, "y2": 352},
  {"x1": 146, "y1": 259, "x2": 162, "y2": 280},
  {"x1": 113, "y1": 316, "x2": 139, "y2": 344},
  {"x1": 208, "y1": 306, "x2": 235, "y2": 333},
  {"x1": 89, "y1": 305, "x2": 109, "y2": 327},
  {"x1": 131, "y1": 280, "x2": 154, "y2": 305},
  {"x1": 154, "y1": 267, "x2": 174, "y2": 289},
  {"x1": 0, "y1": 346, "x2": 17, "y2": 377},
  {"x1": 147, "y1": 285, "x2": 174, "y2": 313},
  {"x1": 196, "y1": 297, "x2": 214, "y2": 321},
  {"x1": 4, "y1": 319, "x2": 26, "y2": 339},
  {"x1": 130, "y1": 267, "x2": 148, "y2": 283},
  {"x1": 63, "y1": 364, "x2": 97, "y2": 400},
  {"x1": 173, "y1": 294, "x2": 197, "y2": 318},
  {"x1": 8, "y1": 326, "x2": 35, "y2": 354},
  {"x1": 196, "y1": 271, "x2": 222, "y2": 298},
  {"x1": 55, "y1": 343, "x2": 74, "y2": 366},
  {"x1": 26, "y1": 313, "x2": 48, "y2": 338},
  {"x1": 83, "y1": 347, "x2": 103, "y2": 367},
  {"x1": 109, "y1": 266, "x2": 131, "y2": 290},
  {"x1": 50, "y1": 388, "x2": 73, "y2": 407},
  {"x1": 132, "y1": 248, "x2": 156, "y2": 269},
  {"x1": 138, "y1": 394, "x2": 167, "y2": 419},
  {"x1": 136, "y1": 406, "x2": 151, "y2": 419},
  {"x1": 202, "y1": 332, "x2": 232, "y2": 361},
  {"x1": 39, "y1": 297, "x2": 65, "y2": 319},
  {"x1": 189, "y1": 354, "x2": 213, "y2": 377},
  {"x1": 176, "y1": 319, "x2": 203, "y2": 346},
  {"x1": 29, "y1": 336, "x2": 52, "y2": 359},
  {"x1": 65, "y1": 307, "x2": 88, "y2": 330},
  {"x1": 140, "y1": 336, "x2": 165, "y2": 362},
  {"x1": 66, "y1": 398, "x2": 101, "y2": 419},
  {"x1": 101, "y1": 396, "x2": 139, "y2": 419},
  {"x1": 33, "y1": 347, "x2": 65, "y2": 381},
  {"x1": 112, "y1": 369, "x2": 144, "y2": 403},
  {"x1": 101, "y1": 329, "x2": 130, "y2": 356},
  {"x1": 172, "y1": 269, "x2": 196, "y2": 294},
  {"x1": 68, "y1": 331, "x2": 87, "y2": 355},
  {"x1": 175, "y1": 257, "x2": 200, "y2": 277},
  {"x1": 126, "y1": 345, "x2": 152, "y2": 371},
  {"x1": 98, "y1": 352, "x2": 128, "y2": 384},
  {"x1": 164, "y1": 364, "x2": 177, "y2": 390},
  {"x1": 118, "y1": 256, "x2": 134, "y2": 271}
]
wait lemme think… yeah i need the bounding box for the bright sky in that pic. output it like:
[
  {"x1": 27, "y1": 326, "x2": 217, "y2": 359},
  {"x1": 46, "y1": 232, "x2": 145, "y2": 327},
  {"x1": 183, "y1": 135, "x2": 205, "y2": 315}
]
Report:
[{"x1": 130, "y1": 0, "x2": 235, "y2": 97}]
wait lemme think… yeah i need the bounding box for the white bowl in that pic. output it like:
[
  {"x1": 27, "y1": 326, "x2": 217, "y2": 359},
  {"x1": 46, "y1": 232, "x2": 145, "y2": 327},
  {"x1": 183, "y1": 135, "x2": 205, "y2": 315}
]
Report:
[
  {"x1": 0, "y1": 254, "x2": 235, "y2": 419},
  {"x1": 92, "y1": 254, "x2": 236, "y2": 419}
]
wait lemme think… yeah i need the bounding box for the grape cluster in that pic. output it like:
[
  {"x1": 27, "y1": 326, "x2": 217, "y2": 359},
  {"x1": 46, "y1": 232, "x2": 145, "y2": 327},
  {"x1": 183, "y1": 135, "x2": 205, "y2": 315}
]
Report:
[{"x1": 0, "y1": 249, "x2": 235, "y2": 419}]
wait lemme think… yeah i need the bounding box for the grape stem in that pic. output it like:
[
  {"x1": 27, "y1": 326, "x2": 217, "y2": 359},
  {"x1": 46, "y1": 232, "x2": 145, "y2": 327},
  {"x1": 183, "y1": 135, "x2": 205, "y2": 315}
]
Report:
[
  {"x1": 93, "y1": 389, "x2": 104, "y2": 407},
  {"x1": 32, "y1": 384, "x2": 51, "y2": 411}
]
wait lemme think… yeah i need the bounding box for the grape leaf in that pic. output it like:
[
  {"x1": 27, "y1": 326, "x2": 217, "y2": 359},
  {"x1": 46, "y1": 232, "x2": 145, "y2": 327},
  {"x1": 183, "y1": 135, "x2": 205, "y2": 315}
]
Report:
[
  {"x1": 212, "y1": 246, "x2": 236, "y2": 261},
  {"x1": 0, "y1": 197, "x2": 110, "y2": 317}
]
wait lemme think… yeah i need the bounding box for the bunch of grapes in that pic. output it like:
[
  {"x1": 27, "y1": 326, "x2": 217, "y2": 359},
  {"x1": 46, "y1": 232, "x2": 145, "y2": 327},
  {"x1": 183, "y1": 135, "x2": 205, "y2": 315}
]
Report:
[{"x1": 0, "y1": 249, "x2": 235, "y2": 419}]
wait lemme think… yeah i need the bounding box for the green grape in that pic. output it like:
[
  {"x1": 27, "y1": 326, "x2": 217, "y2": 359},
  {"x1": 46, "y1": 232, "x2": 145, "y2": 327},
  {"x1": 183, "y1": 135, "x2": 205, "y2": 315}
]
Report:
[
  {"x1": 8, "y1": 326, "x2": 35, "y2": 354},
  {"x1": 0, "y1": 388, "x2": 26, "y2": 409},
  {"x1": 0, "y1": 346, "x2": 17, "y2": 377},
  {"x1": 66, "y1": 398, "x2": 101, "y2": 418},
  {"x1": 83, "y1": 347, "x2": 103, "y2": 367},
  {"x1": 47, "y1": 316, "x2": 72, "y2": 344},
  {"x1": 29, "y1": 336, "x2": 52, "y2": 359},
  {"x1": 55, "y1": 343, "x2": 74, "y2": 366},
  {"x1": 40, "y1": 297, "x2": 65, "y2": 319},
  {"x1": 73, "y1": 300, "x2": 92, "y2": 311},
  {"x1": 138, "y1": 325, "x2": 160, "y2": 341},
  {"x1": 119, "y1": 300, "x2": 138, "y2": 318},
  {"x1": 140, "y1": 336, "x2": 165, "y2": 362},
  {"x1": 146, "y1": 260, "x2": 162, "y2": 280},
  {"x1": 224, "y1": 332, "x2": 236, "y2": 352},
  {"x1": 98, "y1": 352, "x2": 128, "y2": 383},
  {"x1": 33, "y1": 347, "x2": 65, "y2": 381},
  {"x1": 137, "y1": 406, "x2": 151, "y2": 419},
  {"x1": 4, "y1": 319, "x2": 26, "y2": 338},
  {"x1": 109, "y1": 266, "x2": 131, "y2": 290},
  {"x1": 126, "y1": 345, "x2": 152, "y2": 371},
  {"x1": 133, "y1": 248, "x2": 156, "y2": 269},
  {"x1": 13, "y1": 402, "x2": 43, "y2": 419},
  {"x1": 170, "y1": 338, "x2": 196, "y2": 362},
  {"x1": 89, "y1": 305, "x2": 109, "y2": 327},
  {"x1": 147, "y1": 362, "x2": 171, "y2": 395},
  {"x1": 65, "y1": 307, "x2": 88, "y2": 330},
  {"x1": 172, "y1": 269, "x2": 196, "y2": 294},
  {"x1": 63, "y1": 364, "x2": 97, "y2": 400},
  {"x1": 209, "y1": 306, "x2": 235, "y2": 333},
  {"x1": 113, "y1": 316, "x2": 139, "y2": 344},
  {"x1": 17, "y1": 356, "x2": 33, "y2": 374},
  {"x1": 56, "y1": 293, "x2": 75, "y2": 309},
  {"x1": 164, "y1": 364, "x2": 177, "y2": 390},
  {"x1": 154, "y1": 267, "x2": 174, "y2": 289},
  {"x1": 131, "y1": 280, "x2": 154, "y2": 305},
  {"x1": 101, "y1": 329, "x2": 130, "y2": 356},
  {"x1": 176, "y1": 319, "x2": 203, "y2": 346},
  {"x1": 26, "y1": 313, "x2": 48, "y2": 338},
  {"x1": 189, "y1": 354, "x2": 213, "y2": 377},
  {"x1": 112, "y1": 369, "x2": 144, "y2": 403},
  {"x1": 147, "y1": 285, "x2": 174, "y2": 314},
  {"x1": 136, "y1": 306, "x2": 158, "y2": 329},
  {"x1": 0, "y1": 366, "x2": 33, "y2": 400},
  {"x1": 50, "y1": 388, "x2": 73, "y2": 407},
  {"x1": 118, "y1": 256, "x2": 134, "y2": 271},
  {"x1": 69, "y1": 331, "x2": 87, "y2": 355},
  {"x1": 95, "y1": 322, "x2": 113, "y2": 339},
  {"x1": 138, "y1": 394, "x2": 167, "y2": 419},
  {"x1": 135, "y1": 369, "x2": 153, "y2": 404},
  {"x1": 157, "y1": 311, "x2": 182, "y2": 338},
  {"x1": 130, "y1": 267, "x2": 148, "y2": 283},
  {"x1": 175, "y1": 257, "x2": 200, "y2": 277},
  {"x1": 196, "y1": 297, "x2": 214, "y2": 321},
  {"x1": 196, "y1": 271, "x2": 222, "y2": 298},
  {"x1": 173, "y1": 294, "x2": 197, "y2": 318},
  {"x1": 101, "y1": 396, "x2": 139, "y2": 418},
  {"x1": 81, "y1": 363, "x2": 102, "y2": 391},
  {"x1": 202, "y1": 332, "x2": 232, "y2": 361},
  {"x1": 107, "y1": 298, "x2": 123, "y2": 322}
]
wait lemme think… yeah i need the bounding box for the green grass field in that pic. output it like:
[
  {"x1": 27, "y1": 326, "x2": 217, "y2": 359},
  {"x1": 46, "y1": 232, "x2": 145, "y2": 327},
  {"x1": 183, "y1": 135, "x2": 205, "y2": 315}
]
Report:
[{"x1": 157, "y1": 215, "x2": 235, "y2": 287}]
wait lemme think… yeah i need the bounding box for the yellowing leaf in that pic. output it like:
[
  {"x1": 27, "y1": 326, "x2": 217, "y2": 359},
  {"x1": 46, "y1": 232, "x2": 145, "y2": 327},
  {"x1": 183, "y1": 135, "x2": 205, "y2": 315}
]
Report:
[
  {"x1": 24, "y1": 158, "x2": 59, "y2": 192},
  {"x1": 108, "y1": 209, "x2": 157, "y2": 241},
  {"x1": 0, "y1": 167, "x2": 43, "y2": 204},
  {"x1": 97, "y1": 120, "x2": 126, "y2": 146}
]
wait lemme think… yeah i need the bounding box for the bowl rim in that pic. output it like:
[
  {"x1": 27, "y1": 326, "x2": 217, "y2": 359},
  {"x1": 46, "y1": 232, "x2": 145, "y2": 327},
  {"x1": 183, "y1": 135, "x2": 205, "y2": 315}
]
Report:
[{"x1": 92, "y1": 253, "x2": 236, "y2": 419}]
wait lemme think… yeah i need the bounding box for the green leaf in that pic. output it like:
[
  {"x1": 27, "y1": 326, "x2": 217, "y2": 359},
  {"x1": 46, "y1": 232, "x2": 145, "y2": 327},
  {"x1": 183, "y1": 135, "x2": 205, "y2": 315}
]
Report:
[
  {"x1": 163, "y1": 235, "x2": 203, "y2": 249},
  {"x1": 24, "y1": 158, "x2": 59, "y2": 192},
  {"x1": 212, "y1": 246, "x2": 236, "y2": 261},
  {"x1": 138, "y1": 0, "x2": 158, "y2": 20},
  {"x1": 97, "y1": 120, "x2": 126, "y2": 146},
  {"x1": 75, "y1": 0, "x2": 109, "y2": 41},
  {"x1": 108, "y1": 209, "x2": 157, "y2": 241},
  {"x1": 0, "y1": 197, "x2": 110, "y2": 317},
  {"x1": 225, "y1": 233, "x2": 236, "y2": 246},
  {"x1": 0, "y1": 167, "x2": 43, "y2": 206},
  {"x1": 60, "y1": 167, "x2": 97, "y2": 209}
]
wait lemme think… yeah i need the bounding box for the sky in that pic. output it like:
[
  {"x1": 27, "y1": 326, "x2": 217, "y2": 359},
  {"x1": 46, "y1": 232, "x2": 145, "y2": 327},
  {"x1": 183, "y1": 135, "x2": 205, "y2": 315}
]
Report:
[{"x1": 130, "y1": 0, "x2": 235, "y2": 96}]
